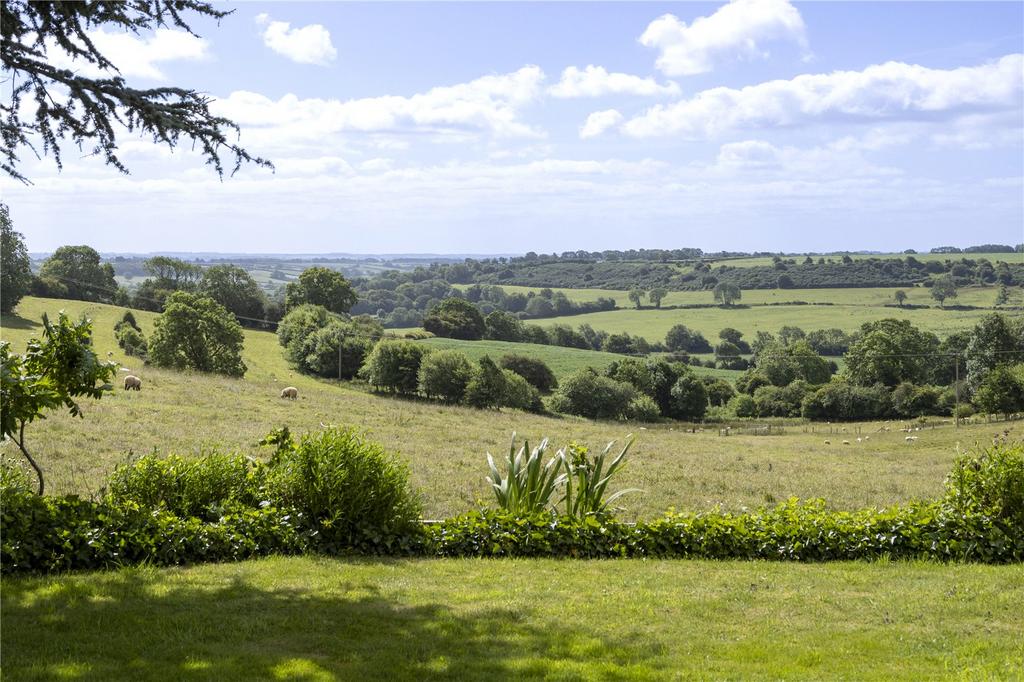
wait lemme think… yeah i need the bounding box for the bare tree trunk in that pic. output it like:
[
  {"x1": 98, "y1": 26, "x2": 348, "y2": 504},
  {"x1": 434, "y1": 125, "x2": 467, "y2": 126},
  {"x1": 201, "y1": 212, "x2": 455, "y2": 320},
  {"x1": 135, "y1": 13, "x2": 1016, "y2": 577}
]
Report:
[{"x1": 15, "y1": 421, "x2": 44, "y2": 495}]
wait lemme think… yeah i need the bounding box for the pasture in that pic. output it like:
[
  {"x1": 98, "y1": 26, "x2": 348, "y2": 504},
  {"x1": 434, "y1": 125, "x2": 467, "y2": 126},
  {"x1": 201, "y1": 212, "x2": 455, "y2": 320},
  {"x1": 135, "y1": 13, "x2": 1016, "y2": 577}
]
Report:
[
  {"x1": 702, "y1": 251, "x2": 1024, "y2": 269},
  {"x1": 1, "y1": 297, "x2": 1008, "y2": 520},
  {"x1": 2, "y1": 556, "x2": 1022, "y2": 680}
]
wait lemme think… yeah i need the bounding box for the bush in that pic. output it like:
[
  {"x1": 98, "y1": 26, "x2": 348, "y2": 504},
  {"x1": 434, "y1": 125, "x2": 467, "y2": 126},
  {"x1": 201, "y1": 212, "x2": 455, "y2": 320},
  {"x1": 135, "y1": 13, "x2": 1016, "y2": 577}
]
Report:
[
  {"x1": 114, "y1": 323, "x2": 147, "y2": 358},
  {"x1": 735, "y1": 369, "x2": 772, "y2": 395},
  {"x1": 501, "y1": 370, "x2": 543, "y2": 413},
  {"x1": 301, "y1": 322, "x2": 375, "y2": 379},
  {"x1": 973, "y1": 364, "x2": 1024, "y2": 416},
  {"x1": 499, "y1": 354, "x2": 557, "y2": 393},
  {"x1": 753, "y1": 382, "x2": 811, "y2": 418},
  {"x1": 729, "y1": 394, "x2": 756, "y2": 417},
  {"x1": 148, "y1": 292, "x2": 246, "y2": 377},
  {"x1": 669, "y1": 372, "x2": 707, "y2": 420},
  {"x1": 943, "y1": 442, "x2": 1024, "y2": 531},
  {"x1": 417, "y1": 350, "x2": 474, "y2": 402},
  {"x1": 464, "y1": 356, "x2": 508, "y2": 409},
  {"x1": 801, "y1": 382, "x2": 891, "y2": 421},
  {"x1": 266, "y1": 427, "x2": 422, "y2": 553},
  {"x1": 107, "y1": 452, "x2": 267, "y2": 519},
  {"x1": 549, "y1": 370, "x2": 636, "y2": 420},
  {"x1": 277, "y1": 303, "x2": 331, "y2": 353},
  {"x1": 361, "y1": 340, "x2": 429, "y2": 394},
  {"x1": 626, "y1": 395, "x2": 661, "y2": 422},
  {"x1": 703, "y1": 377, "x2": 736, "y2": 407},
  {"x1": 891, "y1": 382, "x2": 943, "y2": 418}
]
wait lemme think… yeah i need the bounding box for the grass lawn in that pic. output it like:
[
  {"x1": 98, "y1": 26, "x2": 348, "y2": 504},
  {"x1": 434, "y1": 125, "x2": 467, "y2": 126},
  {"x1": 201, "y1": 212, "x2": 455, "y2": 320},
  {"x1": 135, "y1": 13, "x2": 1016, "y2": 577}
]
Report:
[
  {"x1": 2, "y1": 297, "x2": 1011, "y2": 519},
  {"x1": 2, "y1": 556, "x2": 1022, "y2": 680},
  {"x1": 414, "y1": 336, "x2": 743, "y2": 380}
]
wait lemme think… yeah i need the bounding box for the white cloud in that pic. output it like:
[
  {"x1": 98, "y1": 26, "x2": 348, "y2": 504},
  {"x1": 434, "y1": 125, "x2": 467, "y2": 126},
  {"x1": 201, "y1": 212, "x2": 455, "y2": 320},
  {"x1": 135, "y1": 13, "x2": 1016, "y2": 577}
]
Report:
[
  {"x1": 212, "y1": 66, "x2": 547, "y2": 144},
  {"x1": 548, "y1": 65, "x2": 679, "y2": 98},
  {"x1": 579, "y1": 110, "x2": 624, "y2": 139},
  {"x1": 618, "y1": 54, "x2": 1024, "y2": 138},
  {"x1": 640, "y1": 0, "x2": 808, "y2": 76},
  {"x1": 256, "y1": 14, "x2": 337, "y2": 65},
  {"x1": 714, "y1": 139, "x2": 902, "y2": 178},
  {"x1": 47, "y1": 28, "x2": 208, "y2": 80}
]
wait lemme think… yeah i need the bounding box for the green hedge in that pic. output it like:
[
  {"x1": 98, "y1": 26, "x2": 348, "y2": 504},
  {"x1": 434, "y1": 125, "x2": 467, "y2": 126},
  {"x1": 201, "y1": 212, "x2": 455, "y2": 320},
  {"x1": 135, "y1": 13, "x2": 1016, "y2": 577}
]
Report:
[{"x1": 3, "y1": 442, "x2": 1021, "y2": 573}]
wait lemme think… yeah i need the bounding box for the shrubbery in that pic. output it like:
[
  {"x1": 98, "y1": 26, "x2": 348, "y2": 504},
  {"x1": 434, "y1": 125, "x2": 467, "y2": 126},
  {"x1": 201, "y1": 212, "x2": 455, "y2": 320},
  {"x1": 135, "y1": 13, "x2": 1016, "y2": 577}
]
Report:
[
  {"x1": 500, "y1": 354, "x2": 557, "y2": 393},
  {"x1": 801, "y1": 382, "x2": 892, "y2": 421},
  {"x1": 361, "y1": 340, "x2": 429, "y2": 394},
  {"x1": 417, "y1": 350, "x2": 474, "y2": 402},
  {"x1": 549, "y1": 369, "x2": 636, "y2": 420},
  {"x1": 113, "y1": 311, "x2": 147, "y2": 358}
]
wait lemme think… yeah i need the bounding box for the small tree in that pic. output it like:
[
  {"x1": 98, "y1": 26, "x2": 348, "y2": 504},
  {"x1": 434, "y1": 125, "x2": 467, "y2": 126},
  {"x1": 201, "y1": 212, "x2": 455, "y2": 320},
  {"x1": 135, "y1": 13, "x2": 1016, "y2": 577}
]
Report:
[
  {"x1": 669, "y1": 373, "x2": 707, "y2": 420},
  {"x1": 285, "y1": 267, "x2": 358, "y2": 315},
  {"x1": 894, "y1": 290, "x2": 908, "y2": 307},
  {"x1": 931, "y1": 276, "x2": 957, "y2": 308},
  {"x1": 665, "y1": 324, "x2": 712, "y2": 353},
  {"x1": 713, "y1": 282, "x2": 741, "y2": 306},
  {"x1": 418, "y1": 350, "x2": 474, "y2": 402},
  {"x1": 628, "y1": 289, "x2": 645, "y2": 309},
  {"x1": 464, "y1": 356, "x2": 508, "y2": 409},
  {"x1": 973, "y1": 364, "x2": 1024, "y2": 417},
  {"x1": 148, "y1": 292, "x2": 247, "y2": 377},
  {"x1": 500, "y1": 354, "x2": 558, "y2": 393},
  {"x1": 0, "y1": 203, "x2": 33, "y2": 314},
  {"x1": 994, "y1": 285, "x2": 1009, "y2": 307},
  {"x1": 200, "y1": 264, "x2": 267, "y2": 324},
  {"x1": 648, "y1": 288, "x2": 668, "y2": 309},
  {"x1": 38, "y1": 245, "x2": 117, "y2": 302},
  {"x1": 0, "y1": 312, "x2": 117, "y2": 494},
  {"x1": 360, "y1": 340, "x2": 428, "y2": 394},
  {"x1": 422, "y1": 298, "x2": 485, "y2": 340}
]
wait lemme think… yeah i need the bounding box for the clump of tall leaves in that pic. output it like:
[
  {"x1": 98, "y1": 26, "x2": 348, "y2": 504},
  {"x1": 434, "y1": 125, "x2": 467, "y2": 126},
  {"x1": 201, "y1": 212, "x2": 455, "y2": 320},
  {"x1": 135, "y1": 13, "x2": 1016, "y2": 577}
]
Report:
[
  {"x1": 486, "y1": 434, "x2": 566, "y2": 516},
  {"x1": 0, "y1": 312, "x2": 116, "y2": 494},
  {"x1": 561, "y1": 438, "x2": 639, "y2": 520},
  {"x1": 485, "y1": 433, "x2": 639, "y2": 519}
]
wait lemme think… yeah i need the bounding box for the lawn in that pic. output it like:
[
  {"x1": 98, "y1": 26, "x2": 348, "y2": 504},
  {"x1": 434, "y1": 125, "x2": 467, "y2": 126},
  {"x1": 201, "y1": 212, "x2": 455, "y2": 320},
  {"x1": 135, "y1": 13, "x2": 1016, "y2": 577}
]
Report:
[{"x1": 2, "y1": 556, "x2": 1022, "y2": 680}]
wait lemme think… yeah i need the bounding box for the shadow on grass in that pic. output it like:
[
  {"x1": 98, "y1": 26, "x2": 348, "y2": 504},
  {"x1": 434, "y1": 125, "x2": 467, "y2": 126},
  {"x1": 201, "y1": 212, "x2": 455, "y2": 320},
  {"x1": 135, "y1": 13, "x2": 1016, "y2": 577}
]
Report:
[
  {"x1": 1, "y1": 558, "x2": 658, "y2": 681},
  {"x1": 1, "y1": 313, "x2": 42, "y2": 330}
]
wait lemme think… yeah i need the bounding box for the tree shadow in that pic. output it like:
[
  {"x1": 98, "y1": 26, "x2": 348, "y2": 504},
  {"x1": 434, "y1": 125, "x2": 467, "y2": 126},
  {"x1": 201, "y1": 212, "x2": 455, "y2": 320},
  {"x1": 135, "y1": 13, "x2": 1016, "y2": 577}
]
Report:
[
  {"x1": 0, "y1": 312, "x2": 42, "y2": 330},
  {"x1": 1, "y1": 557, "x2": 660, "y2": 680}
]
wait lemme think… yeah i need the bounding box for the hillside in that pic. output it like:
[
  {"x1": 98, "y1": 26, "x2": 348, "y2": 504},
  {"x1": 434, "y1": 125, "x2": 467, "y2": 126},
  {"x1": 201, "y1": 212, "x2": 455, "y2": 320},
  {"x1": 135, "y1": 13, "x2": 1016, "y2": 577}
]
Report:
[{"x1": 2, "y1": 297, "x2": 1003, "y2": 519}]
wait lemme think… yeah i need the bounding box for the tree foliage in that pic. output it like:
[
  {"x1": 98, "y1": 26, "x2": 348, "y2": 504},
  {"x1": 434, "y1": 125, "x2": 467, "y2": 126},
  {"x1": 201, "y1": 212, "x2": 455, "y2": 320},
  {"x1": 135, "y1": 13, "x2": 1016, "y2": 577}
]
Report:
[
  {"x1": 285, "y1": 267, "x2": 358, "y2": 315},
  {"x1": 38, "y1": 245, "x2": 117, "y2": 302},
  {"x1": 0, "y1": 312, "x2": 116, "y2": 493},
  {"x1": 713, "y1": 282, "x2": 741, "y2": 306},
  {"x1": 422, "y1": 297, "x2": 485, "y2": 341},
  {"x1": 200, "y1": 264, "x2": 267, "y2": 324},
  {"x1": 148, "y1": 291, "x2": 246, "y2": 376},
  {"x1": 0, "y1": 203, "x2": 33, "y2": 313},
  {"x1": 1, "y1": 0, "x2": 271, "y2": 183}
]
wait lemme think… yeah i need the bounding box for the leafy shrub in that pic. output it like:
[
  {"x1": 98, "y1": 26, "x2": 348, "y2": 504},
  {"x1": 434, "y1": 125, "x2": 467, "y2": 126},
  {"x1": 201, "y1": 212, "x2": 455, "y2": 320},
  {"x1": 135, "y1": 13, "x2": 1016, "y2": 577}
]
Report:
[
  {"x1": 801, "y1": 382, "x2": 892, "y2": 421},
  {"x1": 361, "y1": 340, "x2": 429, "y2": 394},
  {"x1": 422, "y1": 297, "x2": 485, "y2": 340},
  {"x1": 561, "y1": 439, "x2": 638, "y2": 520},
  {"x1": 703, "y1": 377, "x2": 736, "y2": 407},
  {"x1": 549, "y1": 369, "x2": 635, "y2": 420},
  {"x1": 943, "y1": 443, "x2": 1024, "y2": 531},
  {"x1": 729, "y1": 393, "x2": 756, "y2": 417},
  {"x1": 973, "y1": 364, "x2": 1024, "y2": 416},
  {"x1": 463, "y1": 356, "x2": 508, "y2": 409},
  {"x1": 107, "y1": 452, "x2": 267, "y2": 519},
  {"x1": 604, "y1": 358, "x2": 655, "y2": 396},
  {"x1": 500, "y1": 354, "x2": 557, "y2": 392},
  {"x1": 753, "y1": 381, "x2": 811, "y2": 418},
  {"x1": 418, "y1": 349, "x2": 474, "y2": 402},
  {"x1": 278, "y1": 304, "x2": 330, "y2": 354},
  {"x1": 114, "y1": 323, "x2": 147, "y2": 358},
  {"x1": 501, "y1": 370, "x2": 543, "y2": 413},
  {"x1": 266, "y1": 427, "x2": 421, "y2": 552},
  {"x1": 735, "y1": 369, "x2": 772, "y2": 395},
  {"x1": 301, "y1": 322, "x2": 375, "y2": 379},
  {"x1": 891, "y1": 382, "x2": 943, "y2": 418},
  {"x1": 626, "y1": 395, "x2": 661, "y2": 422},
  {"x1": 669, "y1": 372, "x2": 707, "y2": 420}
]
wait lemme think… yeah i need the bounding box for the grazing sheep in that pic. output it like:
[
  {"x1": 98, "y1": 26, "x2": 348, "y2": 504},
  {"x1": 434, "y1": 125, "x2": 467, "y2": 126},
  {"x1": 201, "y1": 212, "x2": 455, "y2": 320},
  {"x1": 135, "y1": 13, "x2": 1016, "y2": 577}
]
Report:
[
  {"x1": 842, "y1": 440, "x2": 851, "y2": 445},
  {"x1": 123, "y1": 375, "x2": 142, "y2": 391},
  {"x1": 280, "y1": 386, "x2": 298, "y2": 400},
  {"x1": 823, "y1": 440, "x2": 831, "y2": 445},
  {"x1": 905, "y1": 436, "x2": 918, "y2": 442}
]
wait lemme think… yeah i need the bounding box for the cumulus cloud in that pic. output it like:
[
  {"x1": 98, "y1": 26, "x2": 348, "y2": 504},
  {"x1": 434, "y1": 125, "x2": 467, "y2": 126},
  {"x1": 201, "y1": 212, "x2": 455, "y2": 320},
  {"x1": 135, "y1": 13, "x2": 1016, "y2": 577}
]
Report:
[
  {"x1": 256, "y1": 14, "x2": 337, "y2": 65},
  {"x1": 580, "y1": 109, "x2": 624, "y2": 139},
  {"x1": 549, "y1": 65, "x2": 679, "y2": 98},
  {"x1": 640, "y1": 0, "x2": 808, "y2": 76},
  {"x1": 46, "y1": 28, "x2": 208, "y2": 80},
  {"x1": 618, "y1": 54, "x2": 1024, "y2": 138},
  {"x1": 212, "y1": 66, "x2": 546, "y2": 143}
]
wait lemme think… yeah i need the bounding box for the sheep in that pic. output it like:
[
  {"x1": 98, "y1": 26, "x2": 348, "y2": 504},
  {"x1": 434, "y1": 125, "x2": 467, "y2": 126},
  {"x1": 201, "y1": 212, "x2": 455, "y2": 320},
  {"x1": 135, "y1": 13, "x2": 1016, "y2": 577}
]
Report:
[
  {"x1": 123, "y1": 375, "x2": 142, "y2": 391},
  {"x1": 823, "y1": 440, "x2": 831, "y2": 445},
  {"x1": 280, "y1": 386, "x2": 298, "y2": 400},
  {"x1": 905, "y1": 436, "x2": 918, "y2": 442},
  {"x1": 842, "y1": 440, "x2": 851, "y2": 445}
]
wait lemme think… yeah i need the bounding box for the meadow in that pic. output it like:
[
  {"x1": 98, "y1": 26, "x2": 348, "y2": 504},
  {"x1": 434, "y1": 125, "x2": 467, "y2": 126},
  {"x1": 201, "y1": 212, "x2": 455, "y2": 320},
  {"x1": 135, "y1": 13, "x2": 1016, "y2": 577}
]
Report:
[
  {"x1": 2, "y1": 556, "x2": 1022, "y2": 680},
  {"x1": 1, "y1": 297, "x2": 1004, "y2": 519},
  {"x1": 702, "y1": 251, "x2": 1024, "y2": 269}
]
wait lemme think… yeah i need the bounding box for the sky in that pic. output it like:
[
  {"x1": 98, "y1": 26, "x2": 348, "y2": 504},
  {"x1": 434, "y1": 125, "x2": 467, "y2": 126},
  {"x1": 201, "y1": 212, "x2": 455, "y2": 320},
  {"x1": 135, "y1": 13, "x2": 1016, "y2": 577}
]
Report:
[{"x1": 4, "y1": 1, "x2": 1023, "y2": 255}]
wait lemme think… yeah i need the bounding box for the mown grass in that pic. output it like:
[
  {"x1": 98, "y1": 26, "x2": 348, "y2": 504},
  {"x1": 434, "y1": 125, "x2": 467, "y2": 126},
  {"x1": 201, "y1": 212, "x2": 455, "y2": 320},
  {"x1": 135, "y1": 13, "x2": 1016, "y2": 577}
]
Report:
[
  {"x1": 2, "y1": 556, "x2": 1022, "y2": 680},
  {"x1": 2, "y1": 297, "x2": 1011, "y2": 519},
  {"x1": 414, "y1": 336, "x2": 742, "y2": 379}
]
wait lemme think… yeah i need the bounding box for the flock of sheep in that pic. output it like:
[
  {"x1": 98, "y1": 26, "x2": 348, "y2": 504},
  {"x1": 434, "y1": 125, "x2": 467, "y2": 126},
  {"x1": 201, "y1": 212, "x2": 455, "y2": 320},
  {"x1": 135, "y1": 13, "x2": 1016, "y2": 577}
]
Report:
[{"x1": 123, "y1": 374, "x2": 299, "y2": 400}]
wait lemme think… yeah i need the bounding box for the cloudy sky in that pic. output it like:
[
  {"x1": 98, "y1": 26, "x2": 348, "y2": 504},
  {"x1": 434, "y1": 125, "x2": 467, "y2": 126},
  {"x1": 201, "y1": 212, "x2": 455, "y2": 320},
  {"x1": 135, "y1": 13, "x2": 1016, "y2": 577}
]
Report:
[{"x1": 5, "y1": 1, "x2": 1023, "y2": 255}]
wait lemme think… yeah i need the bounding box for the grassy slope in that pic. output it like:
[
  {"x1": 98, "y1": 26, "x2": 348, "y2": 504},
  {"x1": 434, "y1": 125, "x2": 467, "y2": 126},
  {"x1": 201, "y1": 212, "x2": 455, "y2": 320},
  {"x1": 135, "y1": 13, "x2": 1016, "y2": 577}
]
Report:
[
  {"x1": 414, "y1": 336, "x2": 742, "y2": 379},
  {"x1": 3, "y1": 556, "x2": 1022, "y2": 680},
  {"x1": 705, "y1": 252, "x2": 1024, "y2": 268},
  {"x1": 537, "y1": 303, "x2": 1003, "y2": 345},
  {"x1": 2, "y1": 297, "x2": 1011, "y2": 519}
]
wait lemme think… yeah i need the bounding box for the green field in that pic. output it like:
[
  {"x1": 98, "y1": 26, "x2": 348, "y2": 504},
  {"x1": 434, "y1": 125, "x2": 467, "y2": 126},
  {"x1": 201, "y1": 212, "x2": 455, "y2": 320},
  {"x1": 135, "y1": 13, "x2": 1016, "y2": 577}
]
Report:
[
  {"x1": 538, "y1": 303, "x2": 1004, "y2": 345},
  {"x1": 2, "y1": 297, "x2": 1005, "y2": 519},
  {"x1": 414, "y1": 336, "x2": 742, "y2": 380},
  {"x1": 704, "y1": 252, "x2": 1024, "y2": 268},
  {"x1": 2, "y1": 556, "x2": 1022, "y2": 680},
  {"x1": 465, "y1": 283, "x2": 1021, "y2": 310}
]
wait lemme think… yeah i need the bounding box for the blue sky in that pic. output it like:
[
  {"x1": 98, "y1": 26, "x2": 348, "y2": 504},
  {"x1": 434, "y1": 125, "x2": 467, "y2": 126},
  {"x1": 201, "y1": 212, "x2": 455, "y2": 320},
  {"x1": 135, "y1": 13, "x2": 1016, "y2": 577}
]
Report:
[{"x1": 5, "y1": 1, "x2": 1023, "y2": 254}]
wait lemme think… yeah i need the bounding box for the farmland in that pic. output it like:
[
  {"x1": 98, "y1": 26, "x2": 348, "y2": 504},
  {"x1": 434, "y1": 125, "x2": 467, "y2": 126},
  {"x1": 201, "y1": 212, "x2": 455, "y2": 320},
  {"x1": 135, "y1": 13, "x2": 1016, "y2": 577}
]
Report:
[{"x1": 2, "y1": 297, "x2": 1006, "y2": 520}]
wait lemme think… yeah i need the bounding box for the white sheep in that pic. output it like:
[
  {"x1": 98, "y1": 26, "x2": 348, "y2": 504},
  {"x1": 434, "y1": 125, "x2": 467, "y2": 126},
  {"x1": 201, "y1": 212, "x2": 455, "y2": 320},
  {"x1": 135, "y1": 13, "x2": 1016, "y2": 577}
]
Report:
[
  {"x1": 280, "y1": 386, "x2": 298, "y2": 400},
  {"x1": 123, "y1": 375, "x2": 142, "y2": 391},
  {"x1": 905, "y1": 436, "x2": 918, "y2": 442},
  {"x1": 842, "y1": 440, "x2": 851, "y2": 445}
]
